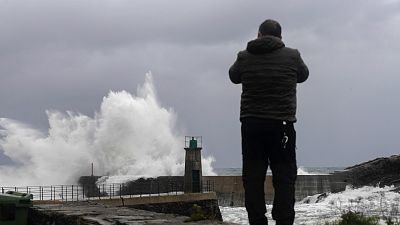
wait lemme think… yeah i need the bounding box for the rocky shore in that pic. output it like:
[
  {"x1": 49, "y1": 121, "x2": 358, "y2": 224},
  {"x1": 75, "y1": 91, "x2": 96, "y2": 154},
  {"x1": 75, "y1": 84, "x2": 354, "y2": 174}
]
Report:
[{"x1": 333, "y1": 155, "x2": 400, "y2": 188}]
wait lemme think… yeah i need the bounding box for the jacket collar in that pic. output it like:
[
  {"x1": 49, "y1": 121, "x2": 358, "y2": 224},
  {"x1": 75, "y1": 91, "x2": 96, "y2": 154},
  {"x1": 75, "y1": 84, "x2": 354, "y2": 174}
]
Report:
[{"x1": 246, "y1": 35, "x2": 285, "y2": 54}]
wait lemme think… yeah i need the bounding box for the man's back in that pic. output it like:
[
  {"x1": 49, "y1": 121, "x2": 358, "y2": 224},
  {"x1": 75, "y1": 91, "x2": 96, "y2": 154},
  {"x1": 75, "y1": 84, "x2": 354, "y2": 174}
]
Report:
[
  {"x1": 229, "y1": 19, "x2": 309, "y2": 225},
  {"x1": 229, "y1": 35, "x2": 308, "y2": 122}
]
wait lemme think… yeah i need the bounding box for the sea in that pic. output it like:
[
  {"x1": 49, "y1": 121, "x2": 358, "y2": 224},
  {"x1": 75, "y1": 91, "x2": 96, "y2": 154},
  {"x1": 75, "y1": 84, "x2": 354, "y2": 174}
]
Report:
[
  {"x1": 214, "y1": 167, "x2": 345, "y2": 176},
  {"x1": 215, "y1": 167, "x2": 400, "y2": 225}
]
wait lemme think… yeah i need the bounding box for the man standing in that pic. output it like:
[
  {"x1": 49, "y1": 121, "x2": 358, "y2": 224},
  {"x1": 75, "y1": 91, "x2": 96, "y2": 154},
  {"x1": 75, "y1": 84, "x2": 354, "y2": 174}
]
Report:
[{"x1": 229, "y1": 19, "x2": 309, "y2": 225}]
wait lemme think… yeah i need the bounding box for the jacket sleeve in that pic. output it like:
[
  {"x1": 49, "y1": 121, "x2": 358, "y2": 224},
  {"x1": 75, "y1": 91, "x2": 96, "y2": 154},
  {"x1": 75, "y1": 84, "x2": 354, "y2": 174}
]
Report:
[
  {"x1": 229, "y1": 54, "x2": 242, "y2": 84},
  {"x1": 296, "y1": 50, "x2": 309, "y2": 83}
]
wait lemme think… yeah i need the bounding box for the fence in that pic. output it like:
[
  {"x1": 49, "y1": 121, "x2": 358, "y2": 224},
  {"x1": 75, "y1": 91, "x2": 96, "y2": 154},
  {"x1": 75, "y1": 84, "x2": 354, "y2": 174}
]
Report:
[{"x1": 1, "y1": 179, "x2": 215, "y2": 201}]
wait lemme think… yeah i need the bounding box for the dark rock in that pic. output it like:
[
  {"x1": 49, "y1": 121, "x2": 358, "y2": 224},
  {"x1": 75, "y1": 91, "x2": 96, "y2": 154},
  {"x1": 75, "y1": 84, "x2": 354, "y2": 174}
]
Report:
[
  {"x1": 120, "y1": 176, "x2": 184, "y2": 196},
  {"x1": 77, "y1": 176, "x2": 106, "y2": 197},
  {"x1": 78, "y1": 176, "x2": 184, "y2": 197},
  {"x1": 128, "y1": 199, "x2": 223, "y2": 221},
  {"x1": 316, "y1": 193, "x2": 328, "y2": 203},
  {"x1": 301, "y1": 192, "x2": 329, "y2": 204},
  {"x1": 333, "y1": 155, "x2": 400, "y2": 187}
]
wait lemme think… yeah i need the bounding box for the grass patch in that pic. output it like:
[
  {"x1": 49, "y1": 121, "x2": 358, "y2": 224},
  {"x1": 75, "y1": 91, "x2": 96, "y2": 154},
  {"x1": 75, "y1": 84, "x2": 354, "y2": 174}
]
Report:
[
  {"x1": 184, "y1": 204, "x2": 207, "y2": 222},
  {"x1": 326, "y1": 211, "x2": 400, "y2": 225}
]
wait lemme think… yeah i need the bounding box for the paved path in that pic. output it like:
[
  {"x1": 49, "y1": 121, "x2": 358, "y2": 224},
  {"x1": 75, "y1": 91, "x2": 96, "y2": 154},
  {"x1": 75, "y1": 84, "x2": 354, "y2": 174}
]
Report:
[{"x1": 31, "y1": 202, "x2": 237, "y2": 225}]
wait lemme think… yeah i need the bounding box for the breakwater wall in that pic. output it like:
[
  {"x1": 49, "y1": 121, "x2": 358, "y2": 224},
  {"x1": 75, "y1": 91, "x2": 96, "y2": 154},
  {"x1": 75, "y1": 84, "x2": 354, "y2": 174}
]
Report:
[
  {"x1": 203, "y1": 175, "x2": 348, "y2": 206},
  {"x1": 79, "y1": 174, "x2": 348, "y2": 207}
]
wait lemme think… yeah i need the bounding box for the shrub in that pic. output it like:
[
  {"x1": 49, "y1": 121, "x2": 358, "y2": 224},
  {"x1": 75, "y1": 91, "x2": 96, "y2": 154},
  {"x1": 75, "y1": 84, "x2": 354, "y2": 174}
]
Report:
[
  {"x1": 386, "y1": 217, "x2": 400, "y2": 225},
  {"x1": 326, "y1": 211, "x2": 379, "y2": 225},
  {"x1": 184, "y1": 204, "x2": 207, "y2": 222}
]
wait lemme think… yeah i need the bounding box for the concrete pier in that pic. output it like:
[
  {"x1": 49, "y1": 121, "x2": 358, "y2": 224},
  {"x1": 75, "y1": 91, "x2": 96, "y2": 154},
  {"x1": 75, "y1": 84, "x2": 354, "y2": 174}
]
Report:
[
  {"x1": 30, "y1": 193, "x2": 226, "y2": 224},
  {"x1": 29, "y1": 202, "x2": 230, "y2": 225}
]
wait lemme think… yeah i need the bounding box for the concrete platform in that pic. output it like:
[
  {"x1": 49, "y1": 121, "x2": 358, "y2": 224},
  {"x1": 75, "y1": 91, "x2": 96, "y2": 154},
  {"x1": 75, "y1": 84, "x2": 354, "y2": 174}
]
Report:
[{"x1": 29, "y1": 202, "x2": 237, "y2": 225}]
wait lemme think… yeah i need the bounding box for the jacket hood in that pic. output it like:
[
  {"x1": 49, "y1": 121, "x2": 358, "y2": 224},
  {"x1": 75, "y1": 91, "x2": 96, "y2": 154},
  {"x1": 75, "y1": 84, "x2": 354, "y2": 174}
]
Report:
[{"x1": 246, "y1": 35, "x2": 285, "y2": 54}]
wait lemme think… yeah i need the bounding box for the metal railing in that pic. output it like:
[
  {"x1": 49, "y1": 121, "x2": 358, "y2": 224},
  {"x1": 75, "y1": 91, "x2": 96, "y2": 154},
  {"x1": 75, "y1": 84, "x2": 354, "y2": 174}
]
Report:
[{"x1": 1, "y1": 180, "x2": 215, "y2": 201}]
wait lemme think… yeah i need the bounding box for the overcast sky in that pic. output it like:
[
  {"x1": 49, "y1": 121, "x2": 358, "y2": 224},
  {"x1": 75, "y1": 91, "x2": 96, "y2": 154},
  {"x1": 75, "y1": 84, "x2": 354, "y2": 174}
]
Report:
[{"x1": 1, "y1": 0, "x2": 400, "y2": 168}]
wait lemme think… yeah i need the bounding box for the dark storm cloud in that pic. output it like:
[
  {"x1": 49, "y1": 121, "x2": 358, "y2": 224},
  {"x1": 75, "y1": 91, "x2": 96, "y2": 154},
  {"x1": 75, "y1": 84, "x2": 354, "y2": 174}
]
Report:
[{"x1": 1, "y1": 0, "x2": 400, "y2": 167}]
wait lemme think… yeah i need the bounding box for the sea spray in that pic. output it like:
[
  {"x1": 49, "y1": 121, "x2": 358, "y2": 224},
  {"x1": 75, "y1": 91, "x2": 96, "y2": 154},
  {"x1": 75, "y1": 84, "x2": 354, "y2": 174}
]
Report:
[
  {"x1": 0, "y1": 72, "x2": 215, "y2": 186},
  {"x1": 221, "y1": 186, "x2": 400, "y2": 225}
]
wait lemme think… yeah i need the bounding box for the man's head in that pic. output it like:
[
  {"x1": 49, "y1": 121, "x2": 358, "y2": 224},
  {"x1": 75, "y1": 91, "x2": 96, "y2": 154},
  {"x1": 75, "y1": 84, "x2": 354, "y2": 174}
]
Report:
[{"x1": 258, "y1": 19, "x2": 282, "y2": 39}]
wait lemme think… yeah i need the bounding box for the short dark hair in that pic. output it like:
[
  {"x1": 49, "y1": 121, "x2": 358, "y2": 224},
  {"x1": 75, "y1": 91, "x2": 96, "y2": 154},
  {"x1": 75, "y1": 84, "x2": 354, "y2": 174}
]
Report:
[{"x1": 258, "y1": 19, "x2": 281, "y2": 38}]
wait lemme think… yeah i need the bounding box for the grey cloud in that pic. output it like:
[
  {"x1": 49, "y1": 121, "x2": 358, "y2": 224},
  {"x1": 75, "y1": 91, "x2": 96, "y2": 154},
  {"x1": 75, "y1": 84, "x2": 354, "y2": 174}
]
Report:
[{"x1": 1, "y1": 0, "x2": 400, "y2": 168}]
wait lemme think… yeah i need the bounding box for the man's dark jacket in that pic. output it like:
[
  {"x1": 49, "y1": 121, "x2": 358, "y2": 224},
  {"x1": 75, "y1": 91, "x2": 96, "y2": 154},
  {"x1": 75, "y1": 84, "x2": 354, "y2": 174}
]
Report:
[{"x1": 229, "y1": 35, "x2": 309, "y2": 122}]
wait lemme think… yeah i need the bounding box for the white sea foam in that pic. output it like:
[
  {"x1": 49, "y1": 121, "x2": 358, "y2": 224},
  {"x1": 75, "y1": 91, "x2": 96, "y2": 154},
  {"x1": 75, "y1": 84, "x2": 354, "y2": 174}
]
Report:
[
  {"x1": 221, "y1": 186, "x2": 400, "y2": 225},
  {"x1": 297, "y1": 167, "x2": 311, "y2": 175},
  {"x1": 0, "y1": 72, "x2": 215, "y2": 186}
]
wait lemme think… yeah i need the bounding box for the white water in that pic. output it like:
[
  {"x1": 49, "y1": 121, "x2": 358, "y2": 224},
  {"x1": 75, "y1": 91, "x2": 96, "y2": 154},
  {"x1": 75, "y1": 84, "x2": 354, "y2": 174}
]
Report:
[
  {"x1": 0, "y1": 72, "x2": 215, "y2": 186},
  {"x1": 215, "y1": 167, "x2": 336, "y2": 176},
  {"x1": 221, "y1": 186, "x2": 400, "y2": 224}
]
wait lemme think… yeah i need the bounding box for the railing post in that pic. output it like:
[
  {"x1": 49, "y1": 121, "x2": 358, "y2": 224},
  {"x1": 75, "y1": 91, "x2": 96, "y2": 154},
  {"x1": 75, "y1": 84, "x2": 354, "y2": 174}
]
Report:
[
  {"x1": 158, "y1": 180, "x2": 160, "y2": 196},
  {"x1": 109, "y1": 185, "x2": 112, "y2": 199},
  {"x1": 149, "y1": 180, "x2": 152, "y2": 197},
  {"x1": 98, "y1": 185, "x2": 101, "y2": 200},
  {"x1": 129, "y1": 183, "x2": 132, "y2": 198},
  {"x1": 213, "y1": 180, "x2": 215, "y2": 192},
  {"x1": 175, "y1": 181, "x2": 178, "y2": 195}
]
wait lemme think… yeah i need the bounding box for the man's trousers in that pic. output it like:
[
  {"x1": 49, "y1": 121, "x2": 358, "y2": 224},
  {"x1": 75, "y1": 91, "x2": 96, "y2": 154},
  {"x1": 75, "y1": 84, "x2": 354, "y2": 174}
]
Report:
[{"x1": 241, "y1": 118, "x2": 297, "y2": 225}]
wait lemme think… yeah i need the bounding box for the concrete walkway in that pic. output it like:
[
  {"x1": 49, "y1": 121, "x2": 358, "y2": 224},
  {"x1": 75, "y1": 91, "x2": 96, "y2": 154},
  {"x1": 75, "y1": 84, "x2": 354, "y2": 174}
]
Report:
[{"x1": 30, "y1": 202, "x2": 237, "y2": 225}]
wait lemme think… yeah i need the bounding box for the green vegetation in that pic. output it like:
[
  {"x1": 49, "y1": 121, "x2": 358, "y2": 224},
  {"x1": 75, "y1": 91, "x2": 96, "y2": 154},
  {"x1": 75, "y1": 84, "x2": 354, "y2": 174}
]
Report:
[
  {"x1": 325, "y1": 211, "x2": 400, "y2": 225},
  {"x1": 184, "y1": 204, "x2": 207, "y2": 222},
  {"x1": 386, "y1": 217, "x2": 400, "y2": 225},
  {"x1": 326, "y1": 211, "x2": 379, "y2": 225}
]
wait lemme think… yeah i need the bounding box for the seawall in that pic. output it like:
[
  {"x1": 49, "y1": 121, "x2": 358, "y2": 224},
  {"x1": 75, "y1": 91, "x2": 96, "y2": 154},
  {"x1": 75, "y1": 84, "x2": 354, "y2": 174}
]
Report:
[
  {"x1": 79, "y1": 174, "x2": 348, "y2": 207},
  {"x1": 203, "y1": 175, "x2": 348, "y2": 206}
]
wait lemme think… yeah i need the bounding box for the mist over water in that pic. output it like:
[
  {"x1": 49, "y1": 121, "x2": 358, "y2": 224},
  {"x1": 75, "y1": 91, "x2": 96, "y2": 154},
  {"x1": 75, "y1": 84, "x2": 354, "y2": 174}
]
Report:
[{"x1": 0, "y1": 72, "x2": 215, "y2": 186}]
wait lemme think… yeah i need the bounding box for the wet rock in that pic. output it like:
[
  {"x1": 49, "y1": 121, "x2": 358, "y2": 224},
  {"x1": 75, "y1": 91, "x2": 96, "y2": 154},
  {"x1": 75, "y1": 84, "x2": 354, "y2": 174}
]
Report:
[
  {"x1": 333, "y1": 155, "x2": 400, "y2": 187},
  {"x1": 129, "y1": 199, "x2": 222, "y2": 221},
  {"x1": 301, "y1": 192, "x2": 329, "y2": 204}
]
